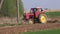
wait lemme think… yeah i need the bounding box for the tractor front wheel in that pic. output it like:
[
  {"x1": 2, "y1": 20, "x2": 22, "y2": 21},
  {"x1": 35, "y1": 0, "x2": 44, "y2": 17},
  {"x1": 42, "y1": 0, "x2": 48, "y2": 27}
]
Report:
[
  {"x1": 28, "y1": 19, "x2": 34, "y2": 24},
  {"x1": 39, "y1": 14, "x2": 47, "y2": 23}
]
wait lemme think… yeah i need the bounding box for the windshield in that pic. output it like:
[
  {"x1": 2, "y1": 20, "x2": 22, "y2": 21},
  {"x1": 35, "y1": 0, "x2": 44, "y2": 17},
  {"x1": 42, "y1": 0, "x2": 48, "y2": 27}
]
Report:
[{"x1": 31, "y1": 8, "x2": 37, "y2": 12}]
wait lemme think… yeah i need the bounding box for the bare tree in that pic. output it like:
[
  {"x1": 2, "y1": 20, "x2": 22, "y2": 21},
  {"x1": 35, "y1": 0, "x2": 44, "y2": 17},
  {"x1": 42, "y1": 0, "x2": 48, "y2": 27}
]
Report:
[{"x1": 0, "y1": 0, "x2": 4, "y2": 10}]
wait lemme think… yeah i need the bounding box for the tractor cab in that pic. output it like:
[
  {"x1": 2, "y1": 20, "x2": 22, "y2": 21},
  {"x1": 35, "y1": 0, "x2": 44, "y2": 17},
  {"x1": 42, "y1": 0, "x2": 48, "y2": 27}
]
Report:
[
  {"x1": 30, "y1": 8, "x2": 43, "y2": 13},
  {"x1": 30, "y1": 8, "x2": 44, "y2": 18}
]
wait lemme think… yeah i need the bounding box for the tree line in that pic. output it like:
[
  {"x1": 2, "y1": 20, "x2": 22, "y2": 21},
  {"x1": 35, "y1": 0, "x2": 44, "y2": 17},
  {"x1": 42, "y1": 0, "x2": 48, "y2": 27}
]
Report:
[{"x1": 0, "y1": 0, "x2": 24, "y2": 17}]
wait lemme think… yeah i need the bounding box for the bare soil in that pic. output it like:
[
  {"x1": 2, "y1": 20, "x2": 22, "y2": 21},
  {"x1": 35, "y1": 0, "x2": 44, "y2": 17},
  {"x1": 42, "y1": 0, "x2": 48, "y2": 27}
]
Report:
[
  {"x1": 0, "y1": 23, "x2": 60, "y2": 34},
  {"x1": 0, "y1": 17, "x2": 60, "y2": 34}
]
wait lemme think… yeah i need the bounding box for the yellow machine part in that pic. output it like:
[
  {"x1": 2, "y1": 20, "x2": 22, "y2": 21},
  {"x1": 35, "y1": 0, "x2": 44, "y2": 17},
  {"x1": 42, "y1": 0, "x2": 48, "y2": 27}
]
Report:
[
  {"x1": 28, "y1": 19, "x2": 33, "y2": 24},
  {"x1": 39, "y1": 14, "x2": 47, "y2": 23}
]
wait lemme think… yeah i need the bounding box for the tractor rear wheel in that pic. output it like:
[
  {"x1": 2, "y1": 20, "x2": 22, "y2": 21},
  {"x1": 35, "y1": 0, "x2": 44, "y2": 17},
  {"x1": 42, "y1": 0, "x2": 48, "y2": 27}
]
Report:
[
  {"x1": 28, "y1": 19, "x2": 34, "y2": 24},
  {"x1": 39, "y1": 14, "x2": 47, "y2": 23}
]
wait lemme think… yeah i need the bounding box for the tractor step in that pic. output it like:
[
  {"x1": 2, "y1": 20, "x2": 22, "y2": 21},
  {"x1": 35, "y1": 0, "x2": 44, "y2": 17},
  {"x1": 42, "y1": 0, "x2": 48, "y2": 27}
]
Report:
[{"x1": 34, "y1": 19, "x2": 39, "y2": 23}]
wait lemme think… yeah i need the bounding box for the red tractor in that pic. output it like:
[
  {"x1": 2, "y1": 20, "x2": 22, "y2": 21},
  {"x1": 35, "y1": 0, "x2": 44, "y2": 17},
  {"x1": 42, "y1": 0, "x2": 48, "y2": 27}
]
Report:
[{"x1": 23, "y1": 7, "x2": 47, "y2": 24}]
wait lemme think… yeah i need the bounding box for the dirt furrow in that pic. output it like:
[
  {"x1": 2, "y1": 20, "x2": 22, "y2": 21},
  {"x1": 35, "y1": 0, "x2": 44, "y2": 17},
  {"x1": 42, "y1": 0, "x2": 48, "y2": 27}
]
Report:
[{"x1": 0, "y1": 23, "x2": 60, "y2": 34}]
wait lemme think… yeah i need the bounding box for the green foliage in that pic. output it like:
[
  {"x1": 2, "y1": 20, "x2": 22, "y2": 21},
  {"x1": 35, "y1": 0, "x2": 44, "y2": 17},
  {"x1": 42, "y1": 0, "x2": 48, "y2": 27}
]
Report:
[
  {"x1": 19, "y1": 0, "x2": 24, "y2": 16},
  {"x1": 24, "y1": 28, "x2": 60, "y2": 34},
  {"x1": 1, "y1": 0, "x2": 24, "y2": 17},
  {"x1": 45, "y1": 12, "x2": 60, "y2": 18}
]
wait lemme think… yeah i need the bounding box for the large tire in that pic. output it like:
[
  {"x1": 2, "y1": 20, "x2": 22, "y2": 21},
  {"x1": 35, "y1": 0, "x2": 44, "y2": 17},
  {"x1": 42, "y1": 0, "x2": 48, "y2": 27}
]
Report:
[
  {"x1": 28, "y1": 19, "x2": 34, "y2": 24},
  {"x1": 39, "y1": 14, "x2": 47, "y2": 23}
]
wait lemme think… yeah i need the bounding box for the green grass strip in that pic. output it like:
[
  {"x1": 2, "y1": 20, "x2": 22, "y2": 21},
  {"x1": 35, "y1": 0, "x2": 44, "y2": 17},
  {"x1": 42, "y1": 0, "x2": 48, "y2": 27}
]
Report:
[
  {"x1": 45, "y1": 12, "x2": 60, "y2": 18},
  {"x1": 24, "y1": 28, "x2": 60, "y2": 34}
]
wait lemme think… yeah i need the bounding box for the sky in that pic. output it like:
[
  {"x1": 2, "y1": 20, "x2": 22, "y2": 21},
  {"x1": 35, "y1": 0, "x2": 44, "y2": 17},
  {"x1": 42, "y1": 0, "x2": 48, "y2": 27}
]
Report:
[{"x1": 22, "y1": 0, "x2": 60, "y2": 10}]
